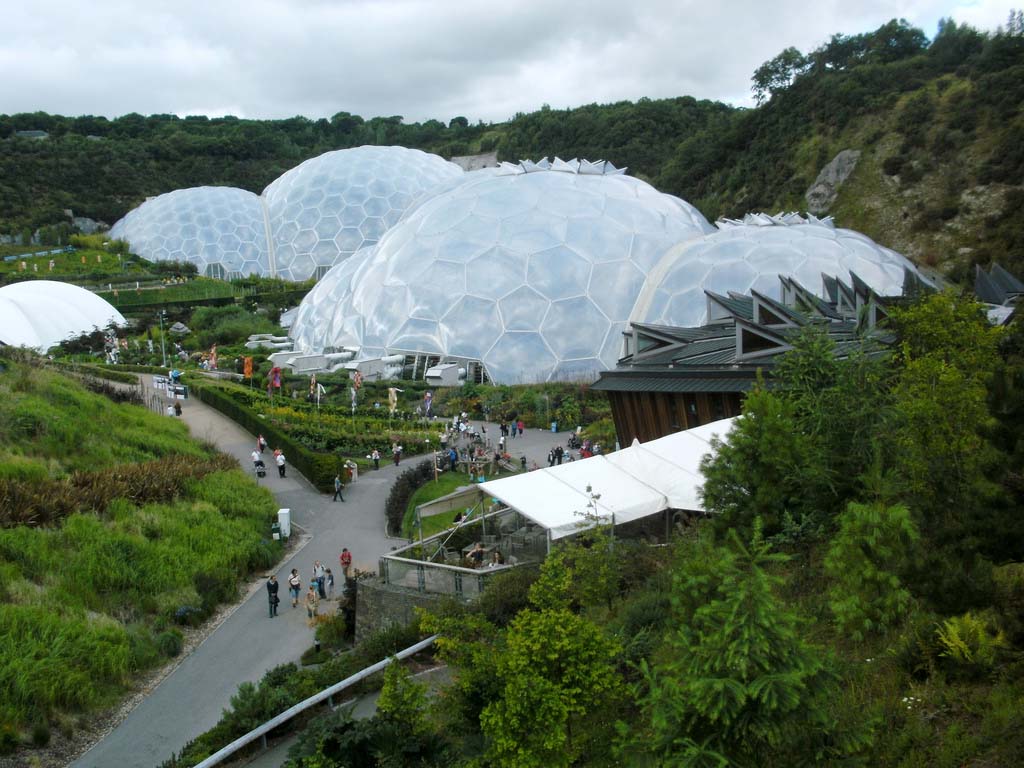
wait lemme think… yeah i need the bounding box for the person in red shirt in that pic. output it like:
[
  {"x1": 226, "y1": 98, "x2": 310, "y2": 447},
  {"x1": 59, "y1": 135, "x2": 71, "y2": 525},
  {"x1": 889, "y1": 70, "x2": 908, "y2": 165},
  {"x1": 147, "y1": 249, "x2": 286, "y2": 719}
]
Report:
[{"x1": 340, "y1": 548, "x2": 353, "y2": 579}]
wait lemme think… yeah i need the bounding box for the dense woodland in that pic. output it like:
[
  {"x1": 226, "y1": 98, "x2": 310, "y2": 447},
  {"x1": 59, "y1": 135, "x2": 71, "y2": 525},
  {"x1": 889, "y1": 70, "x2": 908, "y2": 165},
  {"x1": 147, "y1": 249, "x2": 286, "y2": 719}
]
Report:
[{"x1": 2, "y1": 16, "x2": 1023, "y2": 276}]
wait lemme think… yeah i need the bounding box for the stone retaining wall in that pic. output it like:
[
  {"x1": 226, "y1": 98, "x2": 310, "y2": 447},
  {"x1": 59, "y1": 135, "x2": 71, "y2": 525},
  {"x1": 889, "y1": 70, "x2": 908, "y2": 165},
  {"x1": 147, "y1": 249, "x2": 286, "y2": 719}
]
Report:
[{"x1": 355, "y1": 577, "x2": 449, "y2": 642}]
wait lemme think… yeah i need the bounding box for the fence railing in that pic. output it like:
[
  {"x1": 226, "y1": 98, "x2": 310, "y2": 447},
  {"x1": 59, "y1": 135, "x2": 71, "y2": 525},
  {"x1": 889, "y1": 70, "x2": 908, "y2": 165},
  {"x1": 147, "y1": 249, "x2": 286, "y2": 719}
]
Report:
[{"x1": 193, "y1": 635, "x2": 437, "y2": 768}]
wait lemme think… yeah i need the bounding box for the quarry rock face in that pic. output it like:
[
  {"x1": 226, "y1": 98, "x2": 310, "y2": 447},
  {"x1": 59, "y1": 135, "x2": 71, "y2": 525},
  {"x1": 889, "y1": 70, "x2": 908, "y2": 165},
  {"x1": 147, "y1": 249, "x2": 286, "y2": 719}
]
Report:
[{"x1": 806, "y1": 149, "x2": 861, "y2": 214}]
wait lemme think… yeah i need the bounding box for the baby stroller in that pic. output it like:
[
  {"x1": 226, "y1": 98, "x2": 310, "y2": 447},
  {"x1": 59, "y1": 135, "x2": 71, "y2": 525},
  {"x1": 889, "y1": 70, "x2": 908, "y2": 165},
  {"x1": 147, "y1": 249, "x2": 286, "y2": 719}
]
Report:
[{"x1": 254, "y1": 459, "x2": 266, "y2": 478}]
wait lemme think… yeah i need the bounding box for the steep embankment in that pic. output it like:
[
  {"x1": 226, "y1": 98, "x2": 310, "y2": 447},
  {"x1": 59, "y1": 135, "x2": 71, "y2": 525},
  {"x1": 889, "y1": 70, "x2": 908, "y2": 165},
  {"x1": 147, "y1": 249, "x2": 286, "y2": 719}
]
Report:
[{"x1": 0, "y1": 357, "x2": 280, "y2": 756}]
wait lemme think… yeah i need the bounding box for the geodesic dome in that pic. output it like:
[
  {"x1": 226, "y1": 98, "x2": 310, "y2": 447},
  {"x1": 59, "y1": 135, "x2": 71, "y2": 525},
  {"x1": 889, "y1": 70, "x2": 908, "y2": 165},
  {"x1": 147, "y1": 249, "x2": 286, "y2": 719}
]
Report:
[
  {"x1": 288, "y1": 246, "x2": 373, "y2": 353},
  {"x1": 0, "y1": 280, "x2": 126, "y2": 351},
  {"x1": 632, "y1": 212, "x2": 931, "y2": 327},
  {"x1": 109, "y1": 187, "x2": 270, "y2": 278},
  {"x1": 292, "y1": 158, "x2": 715, "y2": 383},
  {"x1": 262, "y1": 146, "x2": 463, "y2": 281}
]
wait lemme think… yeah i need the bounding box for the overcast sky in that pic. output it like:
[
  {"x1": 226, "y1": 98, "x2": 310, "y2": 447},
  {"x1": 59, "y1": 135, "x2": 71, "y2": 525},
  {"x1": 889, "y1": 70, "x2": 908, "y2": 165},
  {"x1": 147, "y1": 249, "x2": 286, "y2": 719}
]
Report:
[{"x1": 0, "y1": 1, "x2": 1013, "y2": 124}]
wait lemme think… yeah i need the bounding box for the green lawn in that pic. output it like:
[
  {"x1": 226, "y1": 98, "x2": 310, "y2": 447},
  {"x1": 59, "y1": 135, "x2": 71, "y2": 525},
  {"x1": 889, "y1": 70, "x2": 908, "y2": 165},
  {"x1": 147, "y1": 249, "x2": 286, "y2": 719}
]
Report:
[
  {"x1": 97, "y1": 277, "x2": 243, "y2": 306},
  {"x1": 401, "y1": 471, "x2": 476, "y2": 538}
]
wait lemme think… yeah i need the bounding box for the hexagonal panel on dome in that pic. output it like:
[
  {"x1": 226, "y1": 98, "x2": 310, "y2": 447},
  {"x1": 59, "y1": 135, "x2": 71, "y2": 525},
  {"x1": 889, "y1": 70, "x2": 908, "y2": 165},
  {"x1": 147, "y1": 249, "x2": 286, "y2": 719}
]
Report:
[
  {"x1": 290, "y1": 159, "x2": 716, "y2": 383},
  {"x1": 485, "y1": 332, "x2": 559, "y2": 384},
  {"x1": 632, "y1": 213, "x2": 932, "y2": 327},
  {"x1": 262, "y1": 146, "x2": 463, "y2": 281},
  {"x1": 109, "y1": 186, "x2": 270, "y2": 277}
]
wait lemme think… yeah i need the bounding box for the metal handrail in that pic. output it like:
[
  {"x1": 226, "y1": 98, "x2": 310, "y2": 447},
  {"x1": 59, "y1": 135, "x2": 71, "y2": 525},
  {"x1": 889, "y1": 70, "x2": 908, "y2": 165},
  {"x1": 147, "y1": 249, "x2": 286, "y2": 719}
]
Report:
[{"x1": 194, "y1": 635, "x2": 437, "y2": 768}]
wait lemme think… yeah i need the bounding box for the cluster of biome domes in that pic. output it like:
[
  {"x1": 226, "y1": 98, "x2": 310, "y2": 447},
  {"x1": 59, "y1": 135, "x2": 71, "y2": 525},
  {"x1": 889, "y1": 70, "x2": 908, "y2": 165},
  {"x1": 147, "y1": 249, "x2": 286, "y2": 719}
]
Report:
[{"x1": 111, "y1": 146, "x2": 930, "y2": 384}]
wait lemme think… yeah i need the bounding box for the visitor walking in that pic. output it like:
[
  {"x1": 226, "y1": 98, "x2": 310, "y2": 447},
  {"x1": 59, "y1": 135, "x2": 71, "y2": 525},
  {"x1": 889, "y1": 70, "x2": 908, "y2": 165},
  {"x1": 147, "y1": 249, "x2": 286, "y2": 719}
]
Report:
[
  {"x1": 517, "y1": 419, "x2": 524, "y2": 437},
  {"x1": 305, "y1": 586, "x2": 319, "y2": 626},
  {"x1": 288, "y1": 568, "x2": 301, "y2": 607},
  {"x1": 371, "y1": 448, "x2": 381, "y2": 470},
  {"x1": 326, "y1": 568, "x2": 335, "y2": 598},
  {"x1": 173, "y1": 401, "x2": 182, "y2": 417},
  {"x1": 340, "y1": 547, "x2": 352, "y2": 579},
  {"x1": 313, "y1": 560, "x2": 326, "y2": 599},
  {"x1": 333, "y1": 474, "x2": 345, "y2": 502},
  {"x1": 392, "y1": 442, "x2": 402, "y2": 466},
  {"x1": 257, "y1": 434, "x2": 268, "y2": 454},
  {"x1": 275, "y1": 450, "x2": 287, "y2": 478},
  {"x1": 266, "y1": 575, "x2": 279, "y2": 618}
]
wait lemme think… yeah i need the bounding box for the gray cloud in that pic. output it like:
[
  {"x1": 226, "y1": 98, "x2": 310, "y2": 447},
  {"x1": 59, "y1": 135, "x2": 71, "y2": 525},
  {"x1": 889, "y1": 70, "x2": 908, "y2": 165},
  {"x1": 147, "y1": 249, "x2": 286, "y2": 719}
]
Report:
[{"x1": 0, "y1": 0, "x2": 1011, "y2": 123}]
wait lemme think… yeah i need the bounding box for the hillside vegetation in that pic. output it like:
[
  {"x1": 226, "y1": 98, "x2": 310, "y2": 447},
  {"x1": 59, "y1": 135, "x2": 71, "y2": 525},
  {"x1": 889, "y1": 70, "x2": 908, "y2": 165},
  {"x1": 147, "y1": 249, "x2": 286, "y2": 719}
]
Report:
[
  {"x1": 2, "y1": 17, "x2": 1023, "y2": 279},
  {"x1": 0, "y1": 356, "x2": 281, "y2": 752}
]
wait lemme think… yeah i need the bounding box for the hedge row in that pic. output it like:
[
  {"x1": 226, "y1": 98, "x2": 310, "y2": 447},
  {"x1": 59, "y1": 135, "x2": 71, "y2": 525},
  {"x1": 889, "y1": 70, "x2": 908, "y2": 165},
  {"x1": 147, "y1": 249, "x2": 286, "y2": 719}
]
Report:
[
  {"x1": 50, "y1": 362, "x2": 139, "y2": 384},
  {"x1": 384, "y1": 459, "x2": 436, "y2": 536},
  {"x1": 190, "y1": 380, "x2": 348, "y2": 493}
]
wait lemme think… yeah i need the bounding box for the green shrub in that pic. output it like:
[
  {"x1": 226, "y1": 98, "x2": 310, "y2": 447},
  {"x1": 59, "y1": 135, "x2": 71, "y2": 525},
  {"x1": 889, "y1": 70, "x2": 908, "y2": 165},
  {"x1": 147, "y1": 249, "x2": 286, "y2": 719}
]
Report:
[
  {"x1": 194, "y1": 568, "x2": 238, "y2": 613},
  {"x1": 300, "y1": 646, "x2": 331, "y2": 666},
  {"x1": 31, "y1": 722, "x2": 50, "y2": 747},
  {"x1": 126, "y1": 624, "x2": 161, "y2": 671},
  {"x1": 475, "y1": 565, "x2": 539, "y2": 627},
  {"x1": 991, "y1": 563, "x2": 1024, "y2": 641},
  {"x1": 935, "y1": 611, "x2": 1007, "y2": 676},
  {"x1": 156, "y1": 629, "x2": 184, "y2": 658},
  {"x1": 314, "y1": 612, "x2": 349, "y2": 651},
  {"x1": 825, "y1": 502, "x2": 919, "y2": 641},
  {"x1": 384, "y1": 460, "x2": 435, "y2": 535}
]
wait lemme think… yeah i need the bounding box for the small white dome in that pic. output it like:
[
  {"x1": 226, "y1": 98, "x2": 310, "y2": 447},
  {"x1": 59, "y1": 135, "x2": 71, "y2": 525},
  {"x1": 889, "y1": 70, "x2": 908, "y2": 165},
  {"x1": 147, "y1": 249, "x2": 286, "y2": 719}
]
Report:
[{"x1": 0, "y1": 280, "x2": 126, "y2": 351}]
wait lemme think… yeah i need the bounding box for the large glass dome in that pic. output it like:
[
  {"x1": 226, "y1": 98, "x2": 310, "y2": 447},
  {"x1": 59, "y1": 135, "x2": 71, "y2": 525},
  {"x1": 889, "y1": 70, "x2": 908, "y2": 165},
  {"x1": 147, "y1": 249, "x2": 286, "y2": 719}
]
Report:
[
  {"x1": 293, "y1": 158, "x2": 715, "y2": 383},
  {"x1": 109, "y1": 187, "x2": 270, "y2": 278},
  {"x1": 262, "y1": 146, "x2": 463, "y2": 282},
  {"x1": 288, "y1": 246, "x2": 373, "y2": 353},
  {"x1": 632, "y1": 213, "x2": 930, "y2": 327},
  {"x1": 0, "y1": 280, "x2": 126, "y2": 351}
]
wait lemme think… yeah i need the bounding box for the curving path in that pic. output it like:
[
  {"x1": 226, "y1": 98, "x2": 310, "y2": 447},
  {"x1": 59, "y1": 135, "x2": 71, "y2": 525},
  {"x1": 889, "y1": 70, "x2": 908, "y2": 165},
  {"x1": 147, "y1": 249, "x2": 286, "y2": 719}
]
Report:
[{"x1": 72, "y1": 384, "x2": 565, "y2": 767}]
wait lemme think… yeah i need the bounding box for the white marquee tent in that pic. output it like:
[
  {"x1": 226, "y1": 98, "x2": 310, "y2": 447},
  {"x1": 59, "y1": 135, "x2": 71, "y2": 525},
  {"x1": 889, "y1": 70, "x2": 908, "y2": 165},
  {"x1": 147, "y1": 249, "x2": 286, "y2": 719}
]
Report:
[{"x1": 478, "y1": 417, "x2": 736, "y2": 540}]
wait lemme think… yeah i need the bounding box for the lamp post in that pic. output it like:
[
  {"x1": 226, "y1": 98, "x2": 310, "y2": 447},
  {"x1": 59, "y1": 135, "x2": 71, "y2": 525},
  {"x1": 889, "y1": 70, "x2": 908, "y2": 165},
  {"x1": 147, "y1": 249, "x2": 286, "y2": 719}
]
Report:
[{"x1": 158, "y1": 310, "x2": 167, "y2": 367}]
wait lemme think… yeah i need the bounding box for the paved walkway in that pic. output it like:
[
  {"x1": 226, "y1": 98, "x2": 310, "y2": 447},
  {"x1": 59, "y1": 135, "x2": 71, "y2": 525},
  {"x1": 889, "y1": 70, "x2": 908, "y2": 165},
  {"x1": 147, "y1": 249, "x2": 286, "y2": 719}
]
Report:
[{"x1": 72, "y1": 384, "x2": 568, "y2": 767}]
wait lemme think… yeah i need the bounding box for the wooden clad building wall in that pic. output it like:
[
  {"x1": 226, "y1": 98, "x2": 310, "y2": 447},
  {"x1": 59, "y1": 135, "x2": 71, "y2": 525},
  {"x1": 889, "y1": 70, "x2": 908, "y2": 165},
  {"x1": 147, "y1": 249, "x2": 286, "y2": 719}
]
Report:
[{"x1": 607, "y1": 390, "x2": 743, "y2": 444}]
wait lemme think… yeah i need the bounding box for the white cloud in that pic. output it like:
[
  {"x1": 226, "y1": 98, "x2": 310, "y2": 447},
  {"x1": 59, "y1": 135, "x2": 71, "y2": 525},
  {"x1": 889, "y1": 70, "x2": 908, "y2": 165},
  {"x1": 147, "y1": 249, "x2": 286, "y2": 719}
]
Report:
[{"x1": 0, "y1": 1, "x2": 1008, "y2": 123}]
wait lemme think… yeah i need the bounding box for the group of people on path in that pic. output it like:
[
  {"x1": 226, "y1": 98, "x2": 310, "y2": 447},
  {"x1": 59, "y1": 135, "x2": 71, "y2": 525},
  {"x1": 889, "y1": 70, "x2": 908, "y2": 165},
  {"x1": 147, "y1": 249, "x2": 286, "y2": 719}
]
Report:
[
  {"x1": 547, "y1": 444, "x2": 569, "y2": 466},
  {"x1": 499, "y1": 420, "x2": 525, "y2": 439},
  {"x1": 266, "y1": 548, "x2": 354, "y2": 623},
  {"x1": 251, "y1": 434, "x2": 287, "y2": 478}
]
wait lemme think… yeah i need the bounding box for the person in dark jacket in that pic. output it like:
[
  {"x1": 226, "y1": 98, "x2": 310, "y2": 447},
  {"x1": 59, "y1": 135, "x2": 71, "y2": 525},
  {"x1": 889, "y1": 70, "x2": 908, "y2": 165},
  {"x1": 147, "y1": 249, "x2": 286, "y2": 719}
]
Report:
[{"x1": 266, "y1": 575, "x2": 280, "y2": 618}]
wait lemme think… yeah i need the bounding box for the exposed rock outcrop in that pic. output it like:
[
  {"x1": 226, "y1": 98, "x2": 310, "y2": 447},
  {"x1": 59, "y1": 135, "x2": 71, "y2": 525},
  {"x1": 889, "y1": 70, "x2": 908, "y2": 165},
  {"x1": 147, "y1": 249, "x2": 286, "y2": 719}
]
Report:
[{"x1": 806, "y1": 149, "x2": 861, "y2": 214}]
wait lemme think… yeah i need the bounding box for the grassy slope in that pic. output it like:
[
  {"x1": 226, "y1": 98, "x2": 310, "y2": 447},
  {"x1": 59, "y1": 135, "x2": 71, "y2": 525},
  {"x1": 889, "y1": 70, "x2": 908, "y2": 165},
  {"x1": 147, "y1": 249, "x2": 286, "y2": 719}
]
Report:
[
  {"x1": 401, "y1": 471, "x2": 476, "y2": 539},
  {"x1": 0, "y1": 358, "x2": 280, "y2": 745}
]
